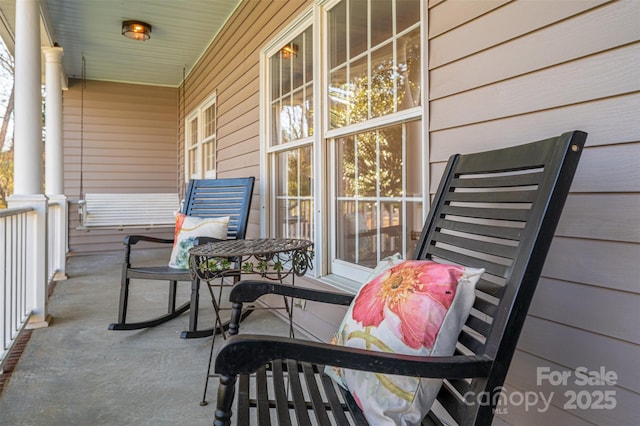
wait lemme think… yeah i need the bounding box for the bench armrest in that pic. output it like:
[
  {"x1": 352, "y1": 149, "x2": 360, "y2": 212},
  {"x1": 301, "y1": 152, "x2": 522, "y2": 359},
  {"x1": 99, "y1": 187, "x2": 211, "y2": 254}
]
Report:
[
  {"x1": 215, "y1": 334, "x2": 492, "y2": 379},
  {"x1": 230, "y1": 280, "x2": 354, "y2": 306}
]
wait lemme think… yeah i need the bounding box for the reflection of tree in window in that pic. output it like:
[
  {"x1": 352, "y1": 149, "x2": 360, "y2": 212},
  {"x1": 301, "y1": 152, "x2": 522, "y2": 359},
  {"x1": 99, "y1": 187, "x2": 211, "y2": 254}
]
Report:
[
  {"x1": 328, "y1": 0, "x2": 421, "y2": 128},
  {"x1": 281, "y1": 146, "x2": 313, "y2": 240}
]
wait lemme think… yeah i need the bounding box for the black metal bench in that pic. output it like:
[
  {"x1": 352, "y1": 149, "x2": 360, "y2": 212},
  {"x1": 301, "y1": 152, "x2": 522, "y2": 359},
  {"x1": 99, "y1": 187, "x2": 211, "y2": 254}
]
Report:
[{"x1": 212, "y1": 131, "x2": 587, "y2": 425}]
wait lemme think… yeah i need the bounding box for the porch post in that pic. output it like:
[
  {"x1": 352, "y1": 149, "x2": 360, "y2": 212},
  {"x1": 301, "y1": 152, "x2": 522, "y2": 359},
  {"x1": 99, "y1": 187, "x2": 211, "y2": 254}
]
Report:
[
  {"x1": 12, "y1": 0, "x2": 42, "y2": 195},
  {"x1": 44, "y1": 46, "x2": 64, "y2": 195},
  {"x1": 8, "y1": 0, "x2": 51, "y2": 328},
  {"x1": 43, "y1": 46, "x2": 68, "y2": 281}
]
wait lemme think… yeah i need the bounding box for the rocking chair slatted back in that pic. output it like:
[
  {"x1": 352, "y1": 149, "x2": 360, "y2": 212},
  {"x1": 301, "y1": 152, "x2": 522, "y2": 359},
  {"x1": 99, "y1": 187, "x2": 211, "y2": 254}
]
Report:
[
  {"x1": 212, "y1": 131, "x2": 586, "y2": 426},
  {"x1": 413, "y1": 131, "x2": 587, "y2": 424},
  {"x1": 183, "y1": 178, "x2": 255, "y2": 241}
]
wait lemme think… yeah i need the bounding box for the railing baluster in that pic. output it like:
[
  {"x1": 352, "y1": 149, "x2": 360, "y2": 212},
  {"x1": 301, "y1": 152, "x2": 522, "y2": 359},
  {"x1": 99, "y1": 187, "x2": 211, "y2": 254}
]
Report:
[{"x1": 0, "y1": 207, "x2": 34, "y2": 372}]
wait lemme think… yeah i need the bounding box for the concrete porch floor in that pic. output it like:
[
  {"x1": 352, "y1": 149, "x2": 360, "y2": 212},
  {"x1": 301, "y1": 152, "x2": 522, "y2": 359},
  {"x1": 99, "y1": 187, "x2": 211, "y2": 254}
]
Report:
[{"x1": 0, "y1": 248, "x2": 292, "y2": 426}]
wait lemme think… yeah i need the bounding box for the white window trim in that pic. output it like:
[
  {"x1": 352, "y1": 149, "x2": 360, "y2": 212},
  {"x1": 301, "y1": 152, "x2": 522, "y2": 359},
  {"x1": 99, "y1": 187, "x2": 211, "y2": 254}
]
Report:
[
  {"x1": 184, "y1": 92, "x2": 217, "y2": 182},
  {"x1": 259, "y1": 6, "x2": 319, "y2": 275},
  {"x1": 259, "y1": 1, "x2": 428, "y2": 292}
]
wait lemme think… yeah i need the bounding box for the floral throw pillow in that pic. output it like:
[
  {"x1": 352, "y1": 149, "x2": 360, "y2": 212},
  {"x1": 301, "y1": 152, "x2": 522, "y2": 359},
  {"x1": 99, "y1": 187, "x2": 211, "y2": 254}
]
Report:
[
  {"x1": 168, "y1": 214, "x2": 229, "y2": 269},
  {"x1": 325, "y1": 260, "x2": 484, "y2": 425}
]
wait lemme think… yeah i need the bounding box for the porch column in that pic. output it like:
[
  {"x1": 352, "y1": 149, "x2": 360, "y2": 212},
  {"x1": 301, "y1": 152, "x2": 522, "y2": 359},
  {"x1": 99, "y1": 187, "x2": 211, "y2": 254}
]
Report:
[
  {"x1": 8, "y1": 0, "x2": 50, "y2": 328},
  {"x1": 13, "y1": 0, "x2": 42, "y2": 195},
  {"x1": 43, "y1": 46, "x2": 68, "y2": 281},
  {"x1": 44, "y1": 46, "x2": 64, "y2": 195}
]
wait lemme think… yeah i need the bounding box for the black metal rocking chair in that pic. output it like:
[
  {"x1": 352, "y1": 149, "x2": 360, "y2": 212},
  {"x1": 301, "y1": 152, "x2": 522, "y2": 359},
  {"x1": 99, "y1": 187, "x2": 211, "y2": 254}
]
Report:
[
  {"x1": 108, "y1": 177, "x2": 254, "y2": 339},
  {"x1": 212, "y1": 131, "x2": 587, "y2": 425}
]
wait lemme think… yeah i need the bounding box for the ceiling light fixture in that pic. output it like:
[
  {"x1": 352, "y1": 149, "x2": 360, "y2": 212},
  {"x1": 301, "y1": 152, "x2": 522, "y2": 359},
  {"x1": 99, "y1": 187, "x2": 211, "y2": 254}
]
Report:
[{"x1": 122, "y1": 20, "x2": 152, "y2": 41}]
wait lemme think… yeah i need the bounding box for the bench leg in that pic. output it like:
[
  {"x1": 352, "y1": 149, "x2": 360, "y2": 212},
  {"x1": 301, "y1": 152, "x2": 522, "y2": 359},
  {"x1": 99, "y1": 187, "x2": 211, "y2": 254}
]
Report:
[
  {"x1": 214, "y1": 374, "x2": 236, "y2": 426},
  {"x1": 117, "y1": 263, "x2": 130, "y2": 324}
]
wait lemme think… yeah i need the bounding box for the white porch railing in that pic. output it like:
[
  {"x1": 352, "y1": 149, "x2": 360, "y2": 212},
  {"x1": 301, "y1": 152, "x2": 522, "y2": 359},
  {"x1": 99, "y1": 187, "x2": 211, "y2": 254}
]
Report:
[
  {"x1": 47, "y1": 197, "x2": 68, "y2": 282},
  {"x1": 0, "y1": 198, "x2": 67, "y2": 372},
  {"x1": 0, "y1": 207, "x2": 32, "y2": 372}
]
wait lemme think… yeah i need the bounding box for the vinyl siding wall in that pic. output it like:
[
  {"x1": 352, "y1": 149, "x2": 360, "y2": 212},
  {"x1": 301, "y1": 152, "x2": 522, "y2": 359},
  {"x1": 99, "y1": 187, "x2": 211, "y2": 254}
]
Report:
[
  {"x1": 63, "y1": 79, "x2": 178, "y2": 254},
  {"x1": 179, "y1": 0, "x2": 639, "y2": 424},
  {"x1": 179, "y1": 0, "x2": 312, "y2": 238},
  {"x1": 427, "y1": 0, "x2": 639, "y2": 424}
]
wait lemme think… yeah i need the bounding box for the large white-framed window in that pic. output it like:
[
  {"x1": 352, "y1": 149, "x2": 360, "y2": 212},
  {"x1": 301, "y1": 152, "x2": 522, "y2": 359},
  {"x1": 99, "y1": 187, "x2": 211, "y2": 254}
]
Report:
[
  {"x1": 185, "y1": 93, "x2": 217, "y2": 180},
  {"x1": 264, "y1": 14, "x2": 316, "y2": 244},
  {"x1": 262, "y1": 0, "x2": 424, "y2": 291}
]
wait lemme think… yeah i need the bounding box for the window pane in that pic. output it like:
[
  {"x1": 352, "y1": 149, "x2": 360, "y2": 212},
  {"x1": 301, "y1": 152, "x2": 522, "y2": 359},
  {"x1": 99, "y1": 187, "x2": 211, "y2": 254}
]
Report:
[
  {"x1": 329, "y1": 66, "x2": 348, "y2": 129},
  {"x1": 371, "y1": 0, "x2": 393, "y2": 47},
  {"x1": 282, "y1": 51, "x2": 292, "y2": 96},
  {"x1": 397, "y1": 0, "x2": 420, "y2": 33},
  {"x1": 370, "y1": 42, "x2": 395, "y2": 118},
  {"x1": 405, "y1": 200, "x2": 422, "y2": 257},
  {"x1": 270, "y1": 54, "x2": 281, "y2": 99},
  {"x1": 304, "y1": 27, "x2": 314, "y2": 81},
  {"x1": 333, "y1": 120, "x2": 421, "y2": 268},
  {"x1": 328, "y1": 0, "x2": 422, "y2": 129},
  {"x1": 204, "y1": 139, "x2": 215, "y2": 173},
  {"x1": 349, "y1": 55, "x2": 369, "y2": 125},
  {"x1": 280, "y1": 95, "x2": 292, "y2": 143},
  {"x1": 336, "y1": 200, "x2": 377, "y2": 266},
  {"x1": 336, "y1": 200, "x2": 358, "y2": 263},
  {"x1": 187, "y1": 117, "x2": 198, "y2": 176},
  {"x1": 270, "y1": 28, "x2": 313, "y2": 145},
  {"x1": 397, "y1": 28, "x2": 421, "y2": 110},
  {"x1": 336, "y1": 135, "x2": 355, "y2": 198},
  {"x1": 292, "y1": 33, "x2": 304, "y2": 90},
  {"x1": 292, "y1": 88, "x2": 305, "y2": 139},
  {"x1": 275, "y1": 146, "x2": 314, "y2": 240},
  {"x1": 350, "y1": 0, "x2": 368, "y2": 58},
  {"x1": 356, "y1": 131, "x2": 376, "y2": 197},
  {"x1": 380, "y1": 201, "x2": 402, "y2": 259},
  {"x1": 328, "y1": 0, "x2": 346, "y2": 69},
  {"x1": 305, "y1": 87, "x2": 314, "y2": 137},
  {"x1": 271, "y1": 100, "x2": 281, "y2": 144},
  {"x1": 203, "y1": 104, "x2": 215, "y2": 138},
  {"x1": 189, "y1": 149, "x2": 197, "y2": 177},
  {"x1": 189, "y1": 118, "x2": 197, "y2": 147},
  {"x1": 405, "y1": 120, "x2": 422, "y2": 197},
  {"x1": 378, "y1": 126, "x2": 402, "y2": 197}
]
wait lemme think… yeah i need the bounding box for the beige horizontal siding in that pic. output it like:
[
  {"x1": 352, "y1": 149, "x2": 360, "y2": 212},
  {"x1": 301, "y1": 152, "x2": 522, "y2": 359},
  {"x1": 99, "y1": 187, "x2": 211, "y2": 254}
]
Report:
[
  {"x1": 429, "y1": 0, "x2": 608, "y2": 68},
  {"x1": 180, "y1": 0, "x2": 311, "y2": 240},
  {"x1": 63, "y1": 79, "x2": 178, "y2": 254},
  {"x1": 543, "y1": 237, "x2": 640, "y2": 293},
  {"x1": 428, "y1": 0, "x2": 510, "y2": 39},
  {"x1": 431, "y1": 45, "x2": 639, "y2": 130},
  {"x1": 430, "y1": 93, "x2": 640, "y2": 161},
  {"x1": 431, "y1": 0, "x2": 640, "y2": 99},
  {"x1": 427, "y1": 0, "x2": 639, "y2": 424}
]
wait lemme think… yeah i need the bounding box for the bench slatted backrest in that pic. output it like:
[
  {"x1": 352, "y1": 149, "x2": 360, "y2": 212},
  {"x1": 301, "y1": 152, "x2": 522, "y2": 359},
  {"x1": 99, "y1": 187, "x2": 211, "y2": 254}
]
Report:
[
  {"x1": 413, "y1": 131, "x2": 586, "y2": 425},
  {"x1": 182, "y1": 178, "x2": 255, "y2": 241}
]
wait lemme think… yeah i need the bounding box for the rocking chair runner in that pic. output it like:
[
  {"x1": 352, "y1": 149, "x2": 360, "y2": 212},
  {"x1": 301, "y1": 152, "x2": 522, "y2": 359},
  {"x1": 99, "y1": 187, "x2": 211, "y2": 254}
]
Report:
[
  {"x1": 108, "y1": 177, "x2": 254, "y2": 339},
  {"x1": 212, "y1": 131, "x2": 587, "y2": 425}
]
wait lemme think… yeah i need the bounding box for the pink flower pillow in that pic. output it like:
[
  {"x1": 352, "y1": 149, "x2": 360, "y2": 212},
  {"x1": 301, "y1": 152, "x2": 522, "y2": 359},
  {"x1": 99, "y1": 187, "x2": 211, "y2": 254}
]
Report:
[
  {"x1": 168, "y1": 214, "x2": 229, "y2": 269},
  {"x1": 325, "y1": 260, "x2": 484, "y2": 425}
]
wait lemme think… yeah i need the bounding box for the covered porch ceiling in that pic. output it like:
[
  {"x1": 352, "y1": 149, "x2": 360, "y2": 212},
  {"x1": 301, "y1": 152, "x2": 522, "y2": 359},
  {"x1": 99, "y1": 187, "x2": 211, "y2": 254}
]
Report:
[{"x1": 0, "y1": 0, "x2": 243, "y2": 87}]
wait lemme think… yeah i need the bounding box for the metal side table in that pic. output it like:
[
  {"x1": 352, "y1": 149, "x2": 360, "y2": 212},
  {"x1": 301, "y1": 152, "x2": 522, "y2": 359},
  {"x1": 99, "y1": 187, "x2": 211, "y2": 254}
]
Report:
[{"x1": 189, "y1": 238, "x2": 314, "y2": 406}]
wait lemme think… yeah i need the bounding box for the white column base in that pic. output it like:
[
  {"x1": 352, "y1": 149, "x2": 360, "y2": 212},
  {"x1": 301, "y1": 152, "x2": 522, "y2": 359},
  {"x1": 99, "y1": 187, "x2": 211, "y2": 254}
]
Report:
[{"x1": 26, "y1": 314, "x2": 53, "y2": 329}]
